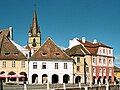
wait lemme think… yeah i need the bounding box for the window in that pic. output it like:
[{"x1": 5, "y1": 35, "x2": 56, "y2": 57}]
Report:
[
  {"x1": 42, "y1": 52, "x2": 47, "y2": 56},
  {"x1": 55, "y1": 63, "x2": 58, "y2": 69},
  {"x1": 109, "y1": 59, "x2": 112, "y2": 65},
  {"x1": 103, "y1": 68, "x2": 106, "y2": 73},
  {"x1": 56, "y1": 52, "x2": 60, "y2": 56},
  {"x1": 109, "y1": 50, "x2": 111, "y2": 54},
  {"x1": 103, "y1": 59, "x2": 106, "y2": 64},
  {"x1": 21, "y1": 61, "x2": 25, "y2": 68},
  {"x1": 109, "y1": 68, "x2": 112, "y2": 73},
  {"x1": 14, "y1": 52, "x2": 18, "y2": 56},
  {"x1": 12, "y1": 61, "x2": 15, "y2": 67},
  {"x1": 33, "y1": 62, "x2": 37, "y2": 69},
  {"x1": 77, "y1": 57, "x2": 80, "y2": 63},
  {"x1": 93, "y1": 58, "x2": 96, "y2": 63},
  {"x1": 5, "y1": 52, "x2": 10, "y2": 55},
  {"x1": 64, "y1": 63, "x2": 67, "y2": 69},
  {"x1": 103, "y1": 49, "x2": 105, "y2": 53},
  {"x1": 93, "y1": 67, "x2": 96, "y2": 73},
  {"x1": 77, "y1": 66, "x2": 80, "y2": 71},
  {"x1": 99, "y1": 59, "x2": 101, "y2": 63},
  {"x1": 99, "y1": 68, "x2": 102, "y2": 73},
  {"x1": 42, "y1": 62, "x2": 46, "y2": 69},
  {"x1": 2, "y1": 61, "x2": 6, "y2": 68}
]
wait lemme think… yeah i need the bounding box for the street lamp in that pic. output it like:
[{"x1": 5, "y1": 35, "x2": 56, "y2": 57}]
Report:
[{"x1": 84, "y1": 58, "x2": 88, "y2": 84}]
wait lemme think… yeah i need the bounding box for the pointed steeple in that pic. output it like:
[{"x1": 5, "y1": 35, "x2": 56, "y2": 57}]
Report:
[{"x1": 29, "y1": 10, "x2": 40, "y2": 37}]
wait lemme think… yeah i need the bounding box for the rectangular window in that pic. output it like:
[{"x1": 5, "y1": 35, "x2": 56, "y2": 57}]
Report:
[
  {"x1": 109, "y1": 50, "x2": 111, "y2": 54},
  {"x1": 55, "y1": 63, "x2": 58, "y2": 69},
  {"x1": 103, "y1": 49, "x2": 105, "y2": 53},
  {"x1": 42, "y1": 62, "x2": 46, "y2": 69},
  {"x1": 21, "y1": 61, "x2": 25, "y2": 68},
  {"x1": 77, "y1": 57, "x2": 80, "y2": 63},
  {"x1": 33, "y1": 62, "x2": 37, "y2": 69},
  {"x1": 2, "y1": 61, "x2": 6, "y2": 68},
  {"x1": 12, "y1": 61, "x2": 15, "y2": 67},
  {"x1": 99, "y1": 59, "x2": 101, "y2": 63},
  {"x1": 93, "y1": 58, "x2": 96, "y2": 63},
  {"x1": 64, "y1": 63, "x2": 67, "y2": 69},
  {"x1": 77, "y1": 66, "x2": 80, "y2": 71},
  {"x1": 103, "y1": 59, "x2": 106, "y2": 64}
]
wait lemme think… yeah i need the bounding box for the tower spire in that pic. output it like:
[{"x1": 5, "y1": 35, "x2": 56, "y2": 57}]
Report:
[
  {"x1": 28, "y1": 0, "x2": 41, "y2": 51},
  {"x1": 29, "y1": 0, "x2": 40, "y2": 37}
]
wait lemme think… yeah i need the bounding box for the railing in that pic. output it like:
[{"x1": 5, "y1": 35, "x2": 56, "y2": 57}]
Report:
[{"x1": 1, "y1": 83, "x2": 120, "y2": 90}]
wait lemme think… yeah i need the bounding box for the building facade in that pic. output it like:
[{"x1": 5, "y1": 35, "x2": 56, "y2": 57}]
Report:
[
  {"x1": 67, "y1": 37, "x2": 114, "y2": 84},
  {"x1": 28, "y1": 37, "x2": 74, "y2": 84}
]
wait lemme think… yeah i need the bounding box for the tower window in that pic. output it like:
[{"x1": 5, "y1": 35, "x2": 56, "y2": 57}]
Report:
[{"x1": 32, "y1": 38, "x2": 37, "y2": 47}]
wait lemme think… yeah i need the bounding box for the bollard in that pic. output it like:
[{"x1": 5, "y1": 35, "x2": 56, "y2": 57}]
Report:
[
  {"x1": 106, "y1": 81, "x2": 109, "y2": 90},
  {"x1": 84, "y1": 86, "x2": 88, "y2": 90},
  {"x1": 63, "y1": 83, "x2": 66, "y2": 90},
  {"x1": 90, "y1": 81, "x2": 92, "y2": 88},
  {"x1": 24, "y1": 84, "x2": 27, "y2": 90},
  {"x1": 47, "y1": 82, "x2": 50, "y2": 90},
  {"x1": 79, "y1": 82, "x2": 81, "y2": 89}
]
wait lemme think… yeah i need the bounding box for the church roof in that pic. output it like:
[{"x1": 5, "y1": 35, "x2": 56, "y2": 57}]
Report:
[
  {"x1": 29, "y1": 37, "x2": 73, "y2": 61},
  {"x1": 29, "y1": 10, "x2": 40, "y2": 36},
  {"x1": 0, "y1": 35, "x2": 27, "y2": 60}
]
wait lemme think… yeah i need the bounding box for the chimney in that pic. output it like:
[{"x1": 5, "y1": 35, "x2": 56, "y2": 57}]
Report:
[
  {"x1": 82, "y1": 37, "x2": 86, "y2": 43},
  {"x1": 9, "y1": 27, "x2": 13, "y2": 40},
  {"x1": 93, "y1": 39, "x2": 97, "y2": 44}
]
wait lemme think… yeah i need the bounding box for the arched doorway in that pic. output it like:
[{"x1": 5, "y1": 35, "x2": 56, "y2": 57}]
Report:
[
  {"x1": 92, "y1": 76, "x2": 96, "y2": 84},
  {"x1": 19, "y1": 72, "x2": 27, "y2": 81},
  {"x1": 103, "y1": 76, "x2": 106, "y2": 84},
  {"x1": 32, "y1": 74, "x2": 38, "y2": 84},
  {"x1": 8, "y1": 71, "x2": 16, "y2": 81},
  {"x1": 42, "y1": 74, "x2": 48, "y2": 83},
  {"x1": 97, "y1": 76, "x2": 101, "y2": 84},
  {"x1": 63, "y1": 74, "x2": 70, "y2": 83},
  {"x1": 108, "y1": 76, "x2": 112, "y2": 84},
  {"x1": 52, "y1": 74, "x2": 59, "y2": 83},
  {"x1": 0, "y1": 71, "x2": 5, "y2": 82},
  {"x1": 75, "y1": 76, "x2": 81, "y2": 83}
]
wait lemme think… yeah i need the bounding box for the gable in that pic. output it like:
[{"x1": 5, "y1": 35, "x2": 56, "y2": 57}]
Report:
[
  {"x1": 0, "y1": 36, "x2": 26, "y2": 60},
  {"x1": 29, "y1": 37, "x2": 73, "y2": 61}
]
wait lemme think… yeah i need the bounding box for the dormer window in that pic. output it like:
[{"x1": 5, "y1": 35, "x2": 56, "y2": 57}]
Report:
[
  {"x1": 5, "y1": 52, "x2": 10, "y2": 55},
  {"x1": 55, "y1": 52, "x2": 60, "y2": 56},
  {"x1": 42, "y1": 52, "x2": 47, "y2": 56},
  {"x1": 14, "y1": 52, "x2": 18, "y2": 55}
]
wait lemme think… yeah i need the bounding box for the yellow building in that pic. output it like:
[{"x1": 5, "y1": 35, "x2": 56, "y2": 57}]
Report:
[
  {"x1": 114, "y1": 66, "x2": 120, "y2": 79},
  {"x1": 65, "y1": 44, "x2": 92, "y2": 84},
  {"x1": 0, "y1": 28, "x2": 28, "y2": 83}
]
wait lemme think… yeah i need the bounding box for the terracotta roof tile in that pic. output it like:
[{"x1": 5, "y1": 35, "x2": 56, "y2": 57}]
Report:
[
  {"x1": 29, "y1": 37, "x2": 73, "y2": 61},
  {"x1": 65, "y1": 45, "x2": 90, "y2": 56},
  {"x1": 0, "y1": 36, "x2": 26, "y2": 60},
  {"x1": 77, "y1": 40, "x2": 112, "y2": 55}
]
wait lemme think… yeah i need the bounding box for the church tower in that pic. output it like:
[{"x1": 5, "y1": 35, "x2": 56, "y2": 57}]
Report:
[{"x1": 28, "y1": 10, "x2": 41, "y2": 52}]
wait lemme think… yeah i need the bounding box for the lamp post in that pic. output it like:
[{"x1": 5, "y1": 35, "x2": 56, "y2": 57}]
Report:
[{"x1": 84, "y1": 58, "x2": 87, "y2": 84}]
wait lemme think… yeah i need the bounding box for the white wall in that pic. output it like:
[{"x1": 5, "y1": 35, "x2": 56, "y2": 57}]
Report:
[{"x1": 28, "y1": 60, "x2": 73, "y2": 84}]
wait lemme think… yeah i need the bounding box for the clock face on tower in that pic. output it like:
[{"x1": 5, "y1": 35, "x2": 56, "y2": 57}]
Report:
[{"x1": 32, "y1": 38, "x2": 37, "y2": 47}]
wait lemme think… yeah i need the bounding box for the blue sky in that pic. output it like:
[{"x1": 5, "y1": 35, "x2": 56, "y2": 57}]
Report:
[{"x1": 0, "y1": 0, "x2": 120, "y2": 66}]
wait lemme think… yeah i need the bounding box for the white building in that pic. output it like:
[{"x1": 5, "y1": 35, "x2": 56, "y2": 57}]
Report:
[{"x1": 28, "y1": 37, "x2": 74, "y2": 84}]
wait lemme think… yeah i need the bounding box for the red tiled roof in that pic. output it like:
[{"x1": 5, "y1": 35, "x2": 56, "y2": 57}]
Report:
[
  {"x1": 65, "y1": 45, "x2": 90, "y2": 56},
  {"x1": 77, "y1": 39, "x2": 112, "y2": 55},
  {"x1": 0, "y1": 35, "x2": 27, "y2": 60},
  {"x1": 29, "y1": 37, "x2": 73, "y2": 61}
]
